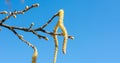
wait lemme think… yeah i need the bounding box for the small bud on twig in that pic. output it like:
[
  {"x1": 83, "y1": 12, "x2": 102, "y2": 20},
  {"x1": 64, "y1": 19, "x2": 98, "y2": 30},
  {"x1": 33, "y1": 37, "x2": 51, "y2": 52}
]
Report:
[
  {"x1": 31, "y1": 22, "x2": 34, "y2": 26},
  {"x1": 13, "y1": 15, "x2": 16, "y2": 18},
  {"x1": 19, "y1": 35, "x2": 23, "y2": 39},
  {"x1": 68, "y1": 36, "x2": 74, "y2": 40},
  {"x1": 45, "y1": 37, "x2": 49, "y2": 41},
  {"x1": 0, "y1": 11, "x2": 8, "y2": 14},
  {"x1": 25, "y1": 6, "x2": 29, "y2": 10},
  {"x1": 32, "y1": 3, "x2": 39, "y2": 7},
  {"x1": 5, "y1": 16, "x2": 9, "y2": 19},
  {"x1": 29, "y1": 22, "x2": 34, "y2": 30}
]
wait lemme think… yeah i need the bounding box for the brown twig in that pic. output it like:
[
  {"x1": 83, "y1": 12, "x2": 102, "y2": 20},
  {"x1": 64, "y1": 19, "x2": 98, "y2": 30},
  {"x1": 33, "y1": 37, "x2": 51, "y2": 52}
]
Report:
[{"x1": 0, "y1": 3, "x2": 39, "y2": 23}]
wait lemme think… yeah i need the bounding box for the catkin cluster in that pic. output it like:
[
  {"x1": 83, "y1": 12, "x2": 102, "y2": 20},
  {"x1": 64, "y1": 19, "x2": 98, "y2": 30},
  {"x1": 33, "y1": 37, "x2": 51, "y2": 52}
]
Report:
[{"x1": 53, "y1": 9, "x2": 69, "y2": 63}]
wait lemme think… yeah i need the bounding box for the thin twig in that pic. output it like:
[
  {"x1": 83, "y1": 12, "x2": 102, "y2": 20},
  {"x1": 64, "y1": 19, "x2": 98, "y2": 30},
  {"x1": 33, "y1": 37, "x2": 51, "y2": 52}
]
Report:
[
  {"x1": 40, "y1": 14, "x2": 57, "y2": 29},
  {"x1": 1, "y1": 23, "x2": 73, "y2": 40},
  {"x1": 8, "y1": 28, "x2": 38, "y2": 63},
  {"x1": 0, "y1": 3, "x2": 39, "y2": 24},
  {"x1": 1, "y1": 23, "x2": 48, "y2": 40}
]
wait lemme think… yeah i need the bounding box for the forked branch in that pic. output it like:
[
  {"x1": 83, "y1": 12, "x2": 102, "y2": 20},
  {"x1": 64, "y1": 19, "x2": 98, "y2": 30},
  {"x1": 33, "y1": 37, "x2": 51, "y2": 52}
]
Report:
[{"x1": 0, "y1": 3, "x2": 74, "y2": 63}]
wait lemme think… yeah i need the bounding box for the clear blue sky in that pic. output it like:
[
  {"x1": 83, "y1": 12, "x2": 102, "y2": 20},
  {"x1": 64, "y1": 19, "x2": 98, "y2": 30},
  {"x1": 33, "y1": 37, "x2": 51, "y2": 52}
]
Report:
[{"x1": 0, "y1": 0, "x2": 120, "y2": 63}]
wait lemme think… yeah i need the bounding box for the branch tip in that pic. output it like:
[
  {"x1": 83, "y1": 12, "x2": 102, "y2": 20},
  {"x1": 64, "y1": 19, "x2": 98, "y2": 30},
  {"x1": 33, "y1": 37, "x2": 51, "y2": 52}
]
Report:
[
  {"x1": 31, "y1": 22, "x2": 34, "y2": 26},
  {"x1": 32, "y1": 3, "x2": 39, "y2": 7},
  {"x1": 25, "y1": 6, "x2": 29, "y2": 10},
  {"x1": 13, "y1": 15, "x2": 17, "y2": 18},
  {"x1": 68, "y1": 36, "x2": 74, "y2": 40},
  {"x1": 45, "y1": 37, "x2": 49, "y2": 41},
  {"x1": 0, "y1": 11, "x2": 8, "y2": 14}
]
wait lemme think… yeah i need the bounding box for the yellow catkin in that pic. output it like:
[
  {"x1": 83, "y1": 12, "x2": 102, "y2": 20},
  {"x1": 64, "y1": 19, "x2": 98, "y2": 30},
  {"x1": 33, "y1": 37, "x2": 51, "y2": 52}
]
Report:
[
  {"x1": 53, "y1": 9, "x2": 68, "y2": 63},
  {"x1": 32, "y1": 47, "x2": 38, "y2": 63},
  {"x1": 53, "y1": 34, "x2": 58, "y2": 63},
  {"x1": 53, "y1": 20, "x2": 59, "y2": 63},
  {"x1": 57, "y1": 9, "x2": 68, "y2": 54}
]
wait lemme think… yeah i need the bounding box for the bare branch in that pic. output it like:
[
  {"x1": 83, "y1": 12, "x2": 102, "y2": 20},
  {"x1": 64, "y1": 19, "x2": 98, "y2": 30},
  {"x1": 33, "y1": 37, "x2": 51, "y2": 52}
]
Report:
[
  {"x1": 8, "y1": 28, "x2": 38, "y2": 63},
  {"x1": 0, "y1": 3, "x2": 74, "y2": 63},
  {"x1": 1, "y1": 23, "x2": 48, "y2": 40},
  {"x1": 0, "y1": 3, "x2": 39, "y2": 24}
]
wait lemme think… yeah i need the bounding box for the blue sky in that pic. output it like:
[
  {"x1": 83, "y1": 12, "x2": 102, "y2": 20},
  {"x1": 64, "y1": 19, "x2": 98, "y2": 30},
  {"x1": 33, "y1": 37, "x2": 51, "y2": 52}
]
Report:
[{"x1": 0, "y1": 0, "x2": 120, "y2": 63}]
